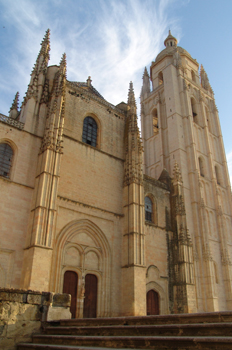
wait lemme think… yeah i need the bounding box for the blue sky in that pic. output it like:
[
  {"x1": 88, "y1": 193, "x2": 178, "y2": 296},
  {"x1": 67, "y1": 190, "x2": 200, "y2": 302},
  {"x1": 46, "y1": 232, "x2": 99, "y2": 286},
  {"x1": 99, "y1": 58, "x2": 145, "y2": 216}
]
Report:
[{"x1": 0, "y1": 0, "x2": 232, "y2": 180}]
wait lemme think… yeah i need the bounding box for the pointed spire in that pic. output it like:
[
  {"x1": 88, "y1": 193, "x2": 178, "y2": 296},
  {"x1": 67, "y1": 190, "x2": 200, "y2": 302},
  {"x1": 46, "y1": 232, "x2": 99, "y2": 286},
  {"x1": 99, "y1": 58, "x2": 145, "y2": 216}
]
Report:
[
  {"x1": 59, "y1": 53, "x2": 66, "y2": 71},
  {"x1": 9, "y1": 92, "x2": 19, "y2": 119},
  {"x1": 127, "y1": 81, "x2": 136, "y2": 109},
  {"x1": 31, "y1": 29, "x2": 50, "y2": 76},
  {"x1": 56, "y1": 53, "x2": 67, "y2": 97},
  {"x1": 143, "y1": 67, "x2": 149, "y2": 78},
  {"x1": 141, "y1": 67, "x2": 150, "y2": 97},
  {"x1": 38, "y1": 29, "x2": 50, "y2": 58}
]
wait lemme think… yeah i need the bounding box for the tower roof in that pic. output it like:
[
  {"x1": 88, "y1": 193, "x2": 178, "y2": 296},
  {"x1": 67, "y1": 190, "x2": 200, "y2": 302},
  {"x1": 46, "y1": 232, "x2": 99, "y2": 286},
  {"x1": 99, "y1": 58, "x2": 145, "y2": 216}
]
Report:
[
  {"x1": 164, "y1": 30, "x2": 178, "y2": 47},
  {"x1": 153, "y1": 30, "x2": 197, "y2": 67}
]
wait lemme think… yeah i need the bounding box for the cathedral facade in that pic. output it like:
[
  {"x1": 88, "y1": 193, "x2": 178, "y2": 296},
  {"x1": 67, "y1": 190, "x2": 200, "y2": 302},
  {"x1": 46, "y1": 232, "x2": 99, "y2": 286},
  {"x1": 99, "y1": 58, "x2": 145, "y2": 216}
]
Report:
[{"x1": 1, "y1": 30, "x2": 232, "y2": 318}]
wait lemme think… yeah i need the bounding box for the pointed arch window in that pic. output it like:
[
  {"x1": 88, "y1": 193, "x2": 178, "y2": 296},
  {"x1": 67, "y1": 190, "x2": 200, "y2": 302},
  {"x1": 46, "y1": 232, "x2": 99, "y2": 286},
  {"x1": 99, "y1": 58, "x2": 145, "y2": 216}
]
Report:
[
  {"x1": 82, "y1": 117, "x2": 98, "y2": 147},
  {"x1": 191, "y1": 98, "x2": 198, "y2": 124},
  {"x1": 191, "y1": 70, "x2": 196, "y2": 83},
  {"x1": 198, "y1": 157, "x2": 204, "y2": 177},
  {"x1": 158, "y1": 72, "x2": 163, "y2": 85},
  {"x1": 215, "y1": 165, "x2": 221, "y2": 185},
  {"x1": 0, "y1": 143, "x2": 13, "y2": 178},
  {"x1": 145, "y1": 196, "x2": 153, "y2": 222},
  {"x1": 152, "y1": 108, "x2": 159, "y2": 135}
]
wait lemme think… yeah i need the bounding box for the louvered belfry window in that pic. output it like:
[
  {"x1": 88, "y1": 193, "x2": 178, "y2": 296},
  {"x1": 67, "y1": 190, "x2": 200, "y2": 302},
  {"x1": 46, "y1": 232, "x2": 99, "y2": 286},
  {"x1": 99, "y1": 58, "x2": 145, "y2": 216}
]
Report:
[
  {"x1": 0, "y1": 143, "x2": 13, "y2": 178},
  {"x1": 145, "y1": 196, "x2": 153, "y2": 222},
  {"x1": 82, "y1": 117, "x2": 97, "y2": 147}
]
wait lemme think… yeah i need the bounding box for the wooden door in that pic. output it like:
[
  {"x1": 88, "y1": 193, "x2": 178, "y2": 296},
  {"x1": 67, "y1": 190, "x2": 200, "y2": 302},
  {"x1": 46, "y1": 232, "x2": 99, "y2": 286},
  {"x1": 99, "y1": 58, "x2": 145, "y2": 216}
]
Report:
[
  {"x1": 146, "y1": 289, "x2": 159, "y2": 315},
  {"x1": 63, "y1": 271, "x2": 78, "y2": 318},
  {"x1": 83, "y1": 274, "x2": 97, "y2": 318}
]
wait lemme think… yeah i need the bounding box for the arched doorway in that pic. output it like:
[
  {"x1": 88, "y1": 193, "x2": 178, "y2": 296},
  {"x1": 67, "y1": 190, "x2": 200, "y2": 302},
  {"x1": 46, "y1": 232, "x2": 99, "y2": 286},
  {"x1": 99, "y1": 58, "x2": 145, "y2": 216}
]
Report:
[
  {"x1": 84, "y1": 274, "x2": 98, "y2": 318},
  {"x1": 63, "y1": 271, "x2": 78, "y2": 318},
  {"x1": 147, "y1": 289, "x2": 159, "y2": 315}
]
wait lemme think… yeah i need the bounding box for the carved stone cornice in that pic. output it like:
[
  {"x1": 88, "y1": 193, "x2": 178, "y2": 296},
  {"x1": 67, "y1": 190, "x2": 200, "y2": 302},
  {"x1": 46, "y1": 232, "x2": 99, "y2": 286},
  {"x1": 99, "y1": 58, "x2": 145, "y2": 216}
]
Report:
[{"x1": 0, "y1": 114, "x2": 24, "y2": 130}]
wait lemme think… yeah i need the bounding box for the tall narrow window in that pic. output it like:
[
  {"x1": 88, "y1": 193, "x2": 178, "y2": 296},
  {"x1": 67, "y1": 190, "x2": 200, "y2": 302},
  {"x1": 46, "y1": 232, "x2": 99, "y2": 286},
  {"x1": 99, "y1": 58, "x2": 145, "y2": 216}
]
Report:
[
  {"x1": 213, "y1": 261, "x2": 219, "y2": 284},
  {"x1": 191, "y1": 70, "x2": 196, "y2": 83},
  {"x1": 158, "y1": 72, "x2": 163, "y2": 85},
  {"x1": 199, "y1": 157, "x2": 204, "y2": 177},
  {"x1": 215, "y1": 165, "x2": 221, "y2": 185},
  {"x1": 205, "y1": 107, "x2": 212, "y2": 133},
  {"x1": 191, "y1": 98, "x2": 198, "y2": 124},
  {"x1": 152, "y1": 108, "x2": 159, "y2": 135},
  {"x1": 145, "y1": 196, "x2": 153, "y2": 222},
  {"x1": 82, "y1": 117, "x2": 98, "y2": 147},
  {"x1": 0, "y1": 143, "x2": 13, "y2": 178}
]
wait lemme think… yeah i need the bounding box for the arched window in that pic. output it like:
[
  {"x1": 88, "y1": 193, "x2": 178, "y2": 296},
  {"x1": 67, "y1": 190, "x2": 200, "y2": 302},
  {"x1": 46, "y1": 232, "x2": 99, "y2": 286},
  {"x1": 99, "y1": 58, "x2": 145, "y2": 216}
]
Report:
[
  {"x1": 191, "y1": 98, "x2": 198, "y2": 124},
  {"x1": 191, "y1": 70, "x2": 196, "y2": 83},
  {"x1": 0, "y1": 143, "x2": 13, "y2": 178},
  {"x1": 152, "y1": 108, "x2": 158, "y2": 135},
  {"x1": 198, "y1": 157, "x2": 204, "y2": 177},
  {"x1": 158, "y1": 72, "x2": 163, "y2": 85},
  {"x1": 145, "y1": 196, "x2": 153, "y2": 222},
  {"x1": 215, "y1": 165, "x2": 221, "y2": 185},
  {"x1": 82, "y1": 117, "x2": 98, "y2": 147}
]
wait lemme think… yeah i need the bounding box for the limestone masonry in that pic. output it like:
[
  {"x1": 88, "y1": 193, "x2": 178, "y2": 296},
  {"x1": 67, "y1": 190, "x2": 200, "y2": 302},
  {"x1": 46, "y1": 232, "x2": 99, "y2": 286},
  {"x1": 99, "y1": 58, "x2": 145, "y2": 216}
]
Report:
[{"x1": 1, "y1": 29, "x2": 232, "y2": 317}]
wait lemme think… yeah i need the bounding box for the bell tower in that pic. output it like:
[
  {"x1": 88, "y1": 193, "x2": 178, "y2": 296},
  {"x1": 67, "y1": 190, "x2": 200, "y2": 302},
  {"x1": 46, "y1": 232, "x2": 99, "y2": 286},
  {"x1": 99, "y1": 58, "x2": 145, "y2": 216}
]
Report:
[{"x1": 141, "y1": 31, "x2": 232, "y2": 312}]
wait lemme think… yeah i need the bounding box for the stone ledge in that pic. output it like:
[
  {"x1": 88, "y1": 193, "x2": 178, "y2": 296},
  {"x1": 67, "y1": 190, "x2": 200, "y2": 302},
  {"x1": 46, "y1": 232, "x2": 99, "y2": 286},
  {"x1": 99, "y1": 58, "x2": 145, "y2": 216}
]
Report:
[{"x1": 0, "y1": 288, "x2": 71, "y2": 308}]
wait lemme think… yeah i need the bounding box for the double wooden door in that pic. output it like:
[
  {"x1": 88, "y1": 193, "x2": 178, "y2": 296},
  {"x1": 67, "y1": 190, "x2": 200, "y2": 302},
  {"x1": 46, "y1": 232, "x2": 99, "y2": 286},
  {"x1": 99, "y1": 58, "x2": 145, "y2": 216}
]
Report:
[
  {"x1": 146, "y1": 289, "x2": 159, "y2": 315},
  {"x1": 63, "y1": 271, "x2": 97, "y2": 318}
]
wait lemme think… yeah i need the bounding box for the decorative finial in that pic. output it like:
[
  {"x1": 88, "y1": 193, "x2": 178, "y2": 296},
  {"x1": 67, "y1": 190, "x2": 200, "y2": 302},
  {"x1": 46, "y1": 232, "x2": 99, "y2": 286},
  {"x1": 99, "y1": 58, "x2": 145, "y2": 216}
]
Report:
[
  {"x1": 164, "y1": 30, "x2": 178, "y2": 48},
  {"x1": 60, "y1": 53, "x2": 66, "y2": 67},
  {"x1": 9, "y1": 92, "x2": 19, "y2": 119},
  {"x1": 143, "y1": 67, "x2": 149, "y2": 78},
  {"x1": 87, "y1": 76, "x2": 92, "y2": 87},
  {"x1": 127, "y1": 81, "x2": 136, "y2": 107},
  {"x1": 40, "y1": 28, "x2": 50, "y2": 56}
]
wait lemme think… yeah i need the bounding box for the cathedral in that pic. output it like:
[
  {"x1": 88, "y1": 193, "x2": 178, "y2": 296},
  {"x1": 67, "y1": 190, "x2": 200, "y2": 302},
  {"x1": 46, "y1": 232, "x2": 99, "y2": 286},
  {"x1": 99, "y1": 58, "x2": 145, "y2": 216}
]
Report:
[{"x1": 1, "y1": 29, "x2": 232, "y2": 318}]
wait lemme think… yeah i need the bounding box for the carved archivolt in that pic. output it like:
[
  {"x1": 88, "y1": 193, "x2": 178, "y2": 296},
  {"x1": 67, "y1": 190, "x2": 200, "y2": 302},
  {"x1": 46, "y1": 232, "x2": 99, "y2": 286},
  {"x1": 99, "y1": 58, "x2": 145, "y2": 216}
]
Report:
[
  {"x1": 50, "y1": 219, "x2": 111, "y2": 317},
  {"x1": 146, "y1": 265, "x2": 169, "y2": 314}
]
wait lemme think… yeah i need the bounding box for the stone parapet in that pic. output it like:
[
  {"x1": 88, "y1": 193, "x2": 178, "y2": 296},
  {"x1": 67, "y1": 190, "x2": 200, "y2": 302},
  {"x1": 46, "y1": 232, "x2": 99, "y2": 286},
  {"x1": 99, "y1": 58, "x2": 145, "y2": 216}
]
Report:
[
  {"x1": 0, "y1": 288, "x2": 71, "y2": 350},
  {"x1": 0, "y1": 114, "x2": 24, "y2": 130}
]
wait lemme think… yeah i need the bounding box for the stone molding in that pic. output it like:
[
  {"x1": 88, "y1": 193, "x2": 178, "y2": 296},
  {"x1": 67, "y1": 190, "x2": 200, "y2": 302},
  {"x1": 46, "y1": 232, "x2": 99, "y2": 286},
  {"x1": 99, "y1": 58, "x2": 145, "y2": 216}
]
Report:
[{"x1": 0, "y1": 114, "x2": 24, "y2": 130}]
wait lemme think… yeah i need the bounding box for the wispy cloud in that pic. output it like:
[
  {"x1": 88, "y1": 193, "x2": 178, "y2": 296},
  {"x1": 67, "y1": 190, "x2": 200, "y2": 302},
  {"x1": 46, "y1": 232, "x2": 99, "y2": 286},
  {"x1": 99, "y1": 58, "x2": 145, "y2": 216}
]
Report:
[{"x1": 0, "y1": 0, "x2": 181, "y2": 114}]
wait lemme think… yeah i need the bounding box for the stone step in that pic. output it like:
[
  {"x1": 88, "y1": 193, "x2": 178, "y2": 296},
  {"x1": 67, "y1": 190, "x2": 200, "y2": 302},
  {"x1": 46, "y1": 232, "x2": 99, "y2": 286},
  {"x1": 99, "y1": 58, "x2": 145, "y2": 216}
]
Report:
[
  {"x1": 28, "y1": 334, "x2": 232, "y2": 349},
  {"x1": 58, "y1": 311, "x2": 232, "y2": 327},
  {"x1": 44, "y1": 322, "x2": 232, "y2": 337},
  {"x1": 18, "y1": 346, "x2": 146, "y2": 350}
]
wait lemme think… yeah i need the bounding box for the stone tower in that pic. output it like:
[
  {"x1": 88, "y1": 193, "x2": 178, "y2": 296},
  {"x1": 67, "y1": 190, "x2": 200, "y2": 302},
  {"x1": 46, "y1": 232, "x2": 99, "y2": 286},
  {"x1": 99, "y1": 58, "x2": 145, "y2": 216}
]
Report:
[{"x1": 140, "y1": 31, "x2": 232, "y2": 312}]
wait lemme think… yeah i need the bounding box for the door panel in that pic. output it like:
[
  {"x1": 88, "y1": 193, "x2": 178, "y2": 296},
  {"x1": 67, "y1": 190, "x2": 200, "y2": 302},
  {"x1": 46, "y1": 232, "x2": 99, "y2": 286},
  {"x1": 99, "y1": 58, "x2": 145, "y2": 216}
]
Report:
[
  {"x1": 63, "y1": 270, "x2": 78, "y2": 318},
  {"x1": 84, "y1": 274, "x2": 97, "y2": 318},
  {"x1": 147, "y1": 289, "x2": 159, "y2": 315}
]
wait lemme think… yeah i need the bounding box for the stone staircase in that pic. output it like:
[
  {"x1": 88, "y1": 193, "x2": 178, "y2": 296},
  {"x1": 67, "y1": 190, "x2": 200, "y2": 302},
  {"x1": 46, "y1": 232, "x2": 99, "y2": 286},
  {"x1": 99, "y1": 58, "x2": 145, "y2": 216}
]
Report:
[{"x1": 17, "y1": 311, "x2": 232, "y2": 350}]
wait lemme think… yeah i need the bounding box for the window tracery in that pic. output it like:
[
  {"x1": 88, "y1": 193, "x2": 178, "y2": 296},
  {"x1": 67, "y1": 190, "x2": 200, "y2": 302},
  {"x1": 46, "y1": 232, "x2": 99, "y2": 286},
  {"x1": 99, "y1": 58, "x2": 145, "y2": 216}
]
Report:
[
  {"x1": 0, "y1": 143, "x2": 13, "y2": 178},
  {"x1": 82, "y1": 116, "x2": 98, "y2": 147}
]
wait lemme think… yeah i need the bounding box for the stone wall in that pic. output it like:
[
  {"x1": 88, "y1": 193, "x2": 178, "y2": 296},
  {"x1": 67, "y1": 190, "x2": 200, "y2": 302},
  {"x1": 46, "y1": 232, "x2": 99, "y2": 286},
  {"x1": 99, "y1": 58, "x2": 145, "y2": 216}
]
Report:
[{"x1": 0, "y1": 288, "x2": 71, "y2": 350}]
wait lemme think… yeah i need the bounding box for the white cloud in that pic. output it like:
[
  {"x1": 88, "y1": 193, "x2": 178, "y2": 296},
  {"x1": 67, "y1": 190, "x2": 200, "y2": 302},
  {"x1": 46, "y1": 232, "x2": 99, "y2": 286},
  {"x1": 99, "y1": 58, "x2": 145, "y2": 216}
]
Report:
[{"x1": 0, "y1": 0, "x2": 181, "y2": 114}]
